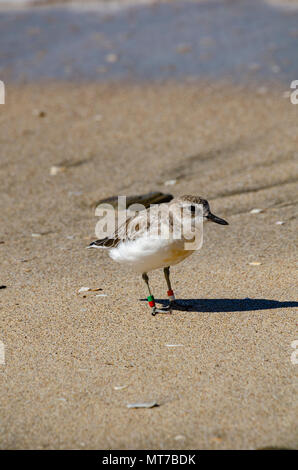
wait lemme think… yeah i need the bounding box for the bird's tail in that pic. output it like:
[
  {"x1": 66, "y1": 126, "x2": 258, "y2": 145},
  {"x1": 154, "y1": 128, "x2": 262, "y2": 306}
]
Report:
[{"x1": 87, "y1": 238, "x2": 117, "y2": 249}]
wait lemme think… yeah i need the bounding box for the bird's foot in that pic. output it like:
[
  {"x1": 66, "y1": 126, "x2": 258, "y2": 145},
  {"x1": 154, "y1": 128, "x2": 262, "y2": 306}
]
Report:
[
  {"x1": 151, "y1": 305, "x2": 172, "y2": 316},
  {"x1": 148, "y1": 295, "x2": 172, "y2": 316}
]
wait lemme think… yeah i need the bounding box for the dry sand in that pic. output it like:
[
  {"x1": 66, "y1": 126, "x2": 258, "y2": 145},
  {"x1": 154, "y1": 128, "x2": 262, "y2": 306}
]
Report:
[{"x1": 0, "y1": 82, "x2": 297, "y2": 449}]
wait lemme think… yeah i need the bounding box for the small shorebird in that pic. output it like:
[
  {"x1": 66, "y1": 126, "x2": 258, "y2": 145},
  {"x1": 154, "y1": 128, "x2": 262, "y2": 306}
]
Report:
[{"x1": 88, "y1": 195, "x2": 228, "y2": 315}]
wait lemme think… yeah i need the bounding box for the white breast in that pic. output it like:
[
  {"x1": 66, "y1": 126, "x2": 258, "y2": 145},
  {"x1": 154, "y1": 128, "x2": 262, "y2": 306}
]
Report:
[{"x1": 109, "y1": 236, "x2": 195, "y2": 273}]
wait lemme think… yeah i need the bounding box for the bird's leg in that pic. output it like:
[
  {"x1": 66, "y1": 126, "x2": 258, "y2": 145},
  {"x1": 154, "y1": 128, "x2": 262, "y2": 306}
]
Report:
[
  {"x1": 164, "y1": 266, "x2": 176, "y2": 309},
  {"x1": 142, "y1": 272, "x2": 157, "y2": 315},
  {"x1": 142, "y1": 272, "x2": 170, "y2": 316}
]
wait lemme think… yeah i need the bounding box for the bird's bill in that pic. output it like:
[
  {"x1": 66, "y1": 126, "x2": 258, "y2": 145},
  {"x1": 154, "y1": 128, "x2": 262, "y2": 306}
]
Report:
[{"x1": 207, "y1": 212, "x2": 229, "y2": 225}]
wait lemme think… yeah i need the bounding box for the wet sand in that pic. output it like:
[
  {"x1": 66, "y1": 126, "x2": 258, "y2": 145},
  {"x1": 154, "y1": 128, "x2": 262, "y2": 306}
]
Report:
[
  {"x1": 0, "y1": 82, "x2": 297, "y2": 449},
  {"x1": 1, "y1": 0, "x2": 298, "y2": 83}
]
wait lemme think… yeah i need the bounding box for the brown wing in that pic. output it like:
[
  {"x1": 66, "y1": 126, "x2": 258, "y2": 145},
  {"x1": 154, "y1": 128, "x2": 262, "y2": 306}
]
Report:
[{"x1": 88, "y1": 211, "x2": 146, "y2": 249}]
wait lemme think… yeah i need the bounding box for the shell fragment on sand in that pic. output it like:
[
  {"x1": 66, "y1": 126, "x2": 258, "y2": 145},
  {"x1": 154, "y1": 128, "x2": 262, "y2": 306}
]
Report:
[
  {"x1": 248, "y1": 261, "x2": 262, "y2": 266},
  {"x1": 51, "y1": 159, "x2": 89, "y2": 176},
  {"x1": 78, "y1": 287, "x2": 91, "y2": 293},
  {"x1": 127, "y1": 401, "x2": 159, "y2": 409},
  {"x1": 250, "y1": 208, "x2": 263, "y2": 214},
  {"x1": 31, "y1": 231, "x2": 53, "y2": 237},
  {"x1": 78, "y1": 287, "x2": 102, "y2": 293},
  {"x1": 50, "y1": 165, "x2": 67, "y2": 176},
  {"x1": 275, "y1": 221, "x2": 285, "y2": 225},
  {"x1": 114, "y1": 385, "x2": 128, "y2": 390}
]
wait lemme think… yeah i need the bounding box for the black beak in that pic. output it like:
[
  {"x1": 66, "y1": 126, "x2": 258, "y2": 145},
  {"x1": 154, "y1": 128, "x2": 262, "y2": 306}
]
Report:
[{"x1": 207, "y1": 212, "x2": 229, "y2": 225}]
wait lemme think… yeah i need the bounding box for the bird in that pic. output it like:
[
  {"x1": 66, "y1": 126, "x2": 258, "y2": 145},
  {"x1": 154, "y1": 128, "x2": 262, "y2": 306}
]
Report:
[{"x1": 88, "y1": 195, "x2": 228, "y2": 315}]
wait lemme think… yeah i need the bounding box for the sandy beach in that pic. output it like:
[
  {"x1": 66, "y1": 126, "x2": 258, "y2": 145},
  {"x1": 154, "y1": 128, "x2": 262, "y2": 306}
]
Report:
[
  {"x1": 0, "y1": 0, "x2": 297, "y2": 452},
  {"x1": 0, "y1": 81, "x2": 297, "y2": 449}
]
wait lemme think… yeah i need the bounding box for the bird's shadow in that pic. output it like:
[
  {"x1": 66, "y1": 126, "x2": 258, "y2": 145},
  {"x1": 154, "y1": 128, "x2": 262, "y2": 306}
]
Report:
[{"x1": 140, "y1": 297, "x2": 298, "y2": 313}]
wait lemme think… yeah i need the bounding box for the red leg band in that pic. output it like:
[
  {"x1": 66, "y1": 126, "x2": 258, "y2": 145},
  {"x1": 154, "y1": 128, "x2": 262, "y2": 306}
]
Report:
[{"x1": 167, "y1": 290, "x2": 175, "y2": 301}]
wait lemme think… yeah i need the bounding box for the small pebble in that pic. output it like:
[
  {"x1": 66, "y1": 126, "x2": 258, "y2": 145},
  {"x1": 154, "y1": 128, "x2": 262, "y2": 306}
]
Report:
[
  {"x1": 68, "y1": 191, "x2": 83, "y2": 196},
  {"x1": 164, "y1": 179, "x2": 177, "y2": 186},
  {"x1": 176, "y1": 44, "x2": 192, "y2": 54},
  {"x1": 32, "y1": 109, "x2": 46, "y2": 117},
  {"x1": 105, "y1": 53, "x2": 118, "y2": 63},
  {"x1": 174, "y1": 435, "x2": 185, "y2": 441},
  {"x1": 275, "y1": 221, "x2": 285, "y2": 225},
  {"x1": 31, "y1": 233, "x2": 42, "y2": 238},
  {"x1": 248, "y1": 261, "x2": 262, "y2": 266}
]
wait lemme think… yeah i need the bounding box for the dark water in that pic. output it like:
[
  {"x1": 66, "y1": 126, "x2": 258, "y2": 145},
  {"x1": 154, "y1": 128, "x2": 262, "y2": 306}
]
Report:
[{"x1": 0, "y1": 0, "x2": 297, "y2": 83}]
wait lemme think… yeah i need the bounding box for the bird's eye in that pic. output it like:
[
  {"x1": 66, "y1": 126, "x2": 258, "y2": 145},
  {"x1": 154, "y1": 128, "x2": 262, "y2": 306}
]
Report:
[{"x1": 190, "y1": 205, "x2": 196, "y2": 213}]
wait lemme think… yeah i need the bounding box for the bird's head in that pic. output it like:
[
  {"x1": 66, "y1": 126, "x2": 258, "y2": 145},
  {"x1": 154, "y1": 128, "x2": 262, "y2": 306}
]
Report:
[{"x1": 172, "y1": 195, "x2": 229, "y2": 225}]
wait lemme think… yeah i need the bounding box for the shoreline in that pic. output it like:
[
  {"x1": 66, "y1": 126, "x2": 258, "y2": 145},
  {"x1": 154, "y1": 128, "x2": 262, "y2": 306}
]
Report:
[
  {"x1": 0, "y1": 0, "x2": 297, "y2": 13},
  {"x1": 1, "y1": 0, "x2": 297, "y2": 85}
]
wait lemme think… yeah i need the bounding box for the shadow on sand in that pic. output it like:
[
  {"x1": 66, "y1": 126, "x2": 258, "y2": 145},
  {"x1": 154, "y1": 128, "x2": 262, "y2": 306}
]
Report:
[{"x1": 141, "y1": 298, "x2": 298, "y2": 313}]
